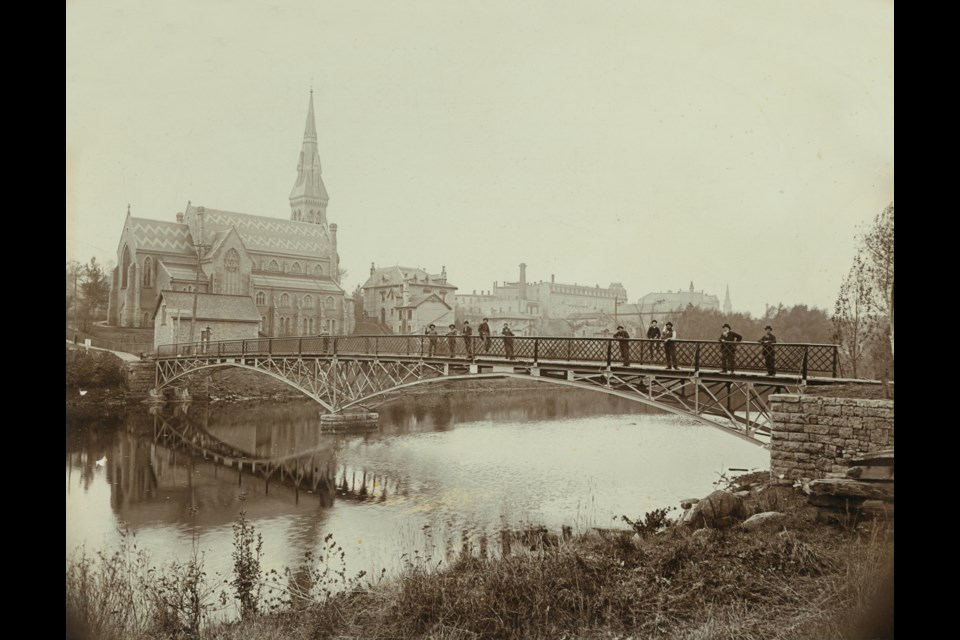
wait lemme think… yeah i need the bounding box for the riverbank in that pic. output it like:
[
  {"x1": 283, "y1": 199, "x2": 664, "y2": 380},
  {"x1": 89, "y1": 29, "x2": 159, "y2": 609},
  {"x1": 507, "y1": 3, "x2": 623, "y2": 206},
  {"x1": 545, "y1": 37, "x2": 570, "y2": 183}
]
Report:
[
  {"x1": 211, "y1": 476, "x2": 892, "y2": 640},
  {"x1": 67, "y1": 471, "x2": 893, "y2": 640}
]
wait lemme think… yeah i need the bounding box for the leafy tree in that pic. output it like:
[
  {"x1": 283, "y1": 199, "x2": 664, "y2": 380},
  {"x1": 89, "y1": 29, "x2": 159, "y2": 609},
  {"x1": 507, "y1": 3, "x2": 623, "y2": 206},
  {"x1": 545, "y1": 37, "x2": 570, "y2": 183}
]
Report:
[{"x1": 78, "y1": 257, "x2": 111, "y2": 330}]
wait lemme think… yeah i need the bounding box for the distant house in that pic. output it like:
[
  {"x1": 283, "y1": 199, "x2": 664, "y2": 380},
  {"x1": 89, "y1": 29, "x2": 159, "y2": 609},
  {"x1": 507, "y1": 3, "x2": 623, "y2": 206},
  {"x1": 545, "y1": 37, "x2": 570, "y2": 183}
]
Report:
[
  {"x1": 153, "y1": 291, "x2": 261, "y2": 349},
  {"x1": 360, "y1": 264, "x2": 457, "y2": 334}
]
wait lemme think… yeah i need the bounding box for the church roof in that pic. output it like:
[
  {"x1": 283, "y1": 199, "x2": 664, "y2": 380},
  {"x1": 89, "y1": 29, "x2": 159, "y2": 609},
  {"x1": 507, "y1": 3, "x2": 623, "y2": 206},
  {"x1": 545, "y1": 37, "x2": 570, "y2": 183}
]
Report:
[
  {"x1": 250, "y1": 273, "x2": 344, "y2": 293},
  {"x1": 154, "y1": 291, "x2": 261, "y2": 322},
  {"x1": 185, "y1": 205, "x2": 333, "y2": 257},
  {"x1": 128, "y1": 217, "x2": 195, "y2": 256},
  {"x1": 159, "y1": 262, "x2": 207, "y2": 282}
]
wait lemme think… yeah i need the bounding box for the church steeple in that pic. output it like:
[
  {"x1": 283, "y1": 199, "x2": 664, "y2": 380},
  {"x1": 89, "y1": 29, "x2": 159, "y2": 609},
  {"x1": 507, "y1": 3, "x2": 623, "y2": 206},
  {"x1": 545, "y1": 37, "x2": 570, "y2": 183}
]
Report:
[
  {"x1": 723, "y1": 284, "x2": 732, "y2": 314},
  {"x1": 289, "y1": 89, "x2": 329, "y2": 225}
]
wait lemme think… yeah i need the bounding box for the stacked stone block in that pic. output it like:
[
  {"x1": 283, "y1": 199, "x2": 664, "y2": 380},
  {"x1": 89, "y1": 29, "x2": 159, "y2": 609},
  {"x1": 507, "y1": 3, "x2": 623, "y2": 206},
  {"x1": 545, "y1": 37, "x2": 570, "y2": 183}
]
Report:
[{"x1": 770, "y1": 394, "x2": 893, "y2": 481}]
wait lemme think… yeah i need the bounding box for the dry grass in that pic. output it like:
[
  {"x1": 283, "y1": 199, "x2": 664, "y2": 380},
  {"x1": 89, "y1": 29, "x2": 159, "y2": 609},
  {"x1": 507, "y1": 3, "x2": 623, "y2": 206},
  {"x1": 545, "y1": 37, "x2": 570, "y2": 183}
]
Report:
[{"x1": 69, "y1": 480, "x2": 894, "y2": 640}]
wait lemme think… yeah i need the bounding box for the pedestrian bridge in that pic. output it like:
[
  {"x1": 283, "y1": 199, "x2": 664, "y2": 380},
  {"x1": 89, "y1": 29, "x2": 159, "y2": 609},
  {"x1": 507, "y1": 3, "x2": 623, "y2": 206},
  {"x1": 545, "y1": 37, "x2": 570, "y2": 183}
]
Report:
[{"x1": 153, "y1": 334, "x2": 870, "y2": 446}]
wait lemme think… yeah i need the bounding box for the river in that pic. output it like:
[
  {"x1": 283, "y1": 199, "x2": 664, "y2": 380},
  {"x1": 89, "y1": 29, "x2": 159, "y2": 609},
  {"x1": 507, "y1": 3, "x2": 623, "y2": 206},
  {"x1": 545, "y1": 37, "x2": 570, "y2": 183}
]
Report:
[{"x1": 66, "y1": 385, "x2": 768, "y2": 598}]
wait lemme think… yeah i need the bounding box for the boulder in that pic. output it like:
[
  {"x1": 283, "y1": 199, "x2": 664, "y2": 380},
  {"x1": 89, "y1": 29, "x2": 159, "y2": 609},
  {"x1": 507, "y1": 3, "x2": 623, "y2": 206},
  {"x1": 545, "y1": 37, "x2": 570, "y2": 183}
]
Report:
[
  {"x1": 740, "y1": 511, "x2": 786, "y2": 530},
  {"x1": 685, "y1": 490, "x2": 748, "y2": 529}
]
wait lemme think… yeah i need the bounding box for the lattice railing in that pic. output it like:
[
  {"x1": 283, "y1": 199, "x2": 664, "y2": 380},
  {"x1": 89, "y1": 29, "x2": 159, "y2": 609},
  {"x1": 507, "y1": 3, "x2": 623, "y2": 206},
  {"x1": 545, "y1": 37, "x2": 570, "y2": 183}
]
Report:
[{"x1": 155, "y1": 335, "x2": 840, "y2": 378}]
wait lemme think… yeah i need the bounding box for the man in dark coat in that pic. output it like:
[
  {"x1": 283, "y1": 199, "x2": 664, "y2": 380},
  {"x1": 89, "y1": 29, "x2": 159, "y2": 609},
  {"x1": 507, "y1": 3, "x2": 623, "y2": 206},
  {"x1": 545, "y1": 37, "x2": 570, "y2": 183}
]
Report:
[
  {"x1": 759, "y1": 325, "x2": 777, "y2": 376},
  {"x1": 613, "y1": 325, "x2": 631, "y2": 366},
  {"x1": 719, "y1": 323, "x2": 742, "y2": 373},
  {"x1": 463, "y1": 320, "x2": 474, "y2": 358},
  {"x1": 479, "y1": 318, "x2": 491, "y2": 353},
  {"x1": 502, "y1": 323, "x2": 515, "y2": 360},
  {"x1": 646, "y1": 320, "x2": 662, "y2": 363}
]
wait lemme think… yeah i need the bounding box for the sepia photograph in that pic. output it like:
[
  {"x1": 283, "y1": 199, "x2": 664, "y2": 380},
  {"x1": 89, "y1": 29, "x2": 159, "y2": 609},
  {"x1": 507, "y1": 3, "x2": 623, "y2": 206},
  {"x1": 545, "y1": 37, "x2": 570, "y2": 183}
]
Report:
[{"x1": 67, "y1": 1, "x2": 894, "y2": 638}]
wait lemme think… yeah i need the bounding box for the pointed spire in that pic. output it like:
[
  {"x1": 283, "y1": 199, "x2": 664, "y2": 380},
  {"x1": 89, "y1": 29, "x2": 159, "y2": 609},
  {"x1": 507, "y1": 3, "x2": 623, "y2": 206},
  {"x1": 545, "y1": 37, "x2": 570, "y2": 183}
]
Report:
[
  {"x1": 303, "y1": 87, "x2": 317, "y2": 143},
  {"x1": 723, "y1": 284, "x2": 732, "y2": 315},
  {"x1": 290, "y1": 89, "x2": 329, "y2": 223}
]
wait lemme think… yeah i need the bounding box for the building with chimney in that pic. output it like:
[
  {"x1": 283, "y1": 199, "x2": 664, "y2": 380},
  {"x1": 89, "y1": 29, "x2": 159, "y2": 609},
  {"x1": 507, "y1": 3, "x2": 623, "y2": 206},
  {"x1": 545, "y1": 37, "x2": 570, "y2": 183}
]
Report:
[
  {"x1": 456, "y1": 264, "x2": 628, "y2": 336},
  {"x1": 107, "y1": 91, "x2": 354, "y2": 339},
  {"x1": 360, "y1": 264, "x2": 457, "y2": 334}
]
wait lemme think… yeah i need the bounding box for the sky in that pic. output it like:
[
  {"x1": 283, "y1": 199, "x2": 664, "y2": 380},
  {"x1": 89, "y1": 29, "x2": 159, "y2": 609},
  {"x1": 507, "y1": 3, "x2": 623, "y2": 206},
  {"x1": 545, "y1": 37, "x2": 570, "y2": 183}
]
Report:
[{"x1": 66, "y1": 0, "x2": 893, "y2": 317}]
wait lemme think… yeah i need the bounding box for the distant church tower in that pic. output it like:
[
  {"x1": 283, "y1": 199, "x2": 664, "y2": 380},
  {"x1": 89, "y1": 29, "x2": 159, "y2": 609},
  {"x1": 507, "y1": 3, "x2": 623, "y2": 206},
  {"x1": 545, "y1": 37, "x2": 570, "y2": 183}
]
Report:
[
  {"x1": 289, "y1": 90, "x2": 329, "y2": 225},
  {"x1": 723, "y1": 284, "x2": 732, "y2": 314}
]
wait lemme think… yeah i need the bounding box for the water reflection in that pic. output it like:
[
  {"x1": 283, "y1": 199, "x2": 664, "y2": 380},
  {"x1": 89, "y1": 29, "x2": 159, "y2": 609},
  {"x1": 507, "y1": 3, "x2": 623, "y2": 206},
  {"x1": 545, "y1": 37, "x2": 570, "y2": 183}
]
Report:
[{"x1": 66, "y1": 386, "x2": 767, "y2": 586}]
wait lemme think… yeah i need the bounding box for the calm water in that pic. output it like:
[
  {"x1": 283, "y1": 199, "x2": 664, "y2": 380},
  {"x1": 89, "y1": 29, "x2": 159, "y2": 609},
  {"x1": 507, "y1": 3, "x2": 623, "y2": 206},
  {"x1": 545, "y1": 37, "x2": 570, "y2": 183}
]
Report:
[{"x1": 66, "y1": 387, "x2": 767, "y2": 588}]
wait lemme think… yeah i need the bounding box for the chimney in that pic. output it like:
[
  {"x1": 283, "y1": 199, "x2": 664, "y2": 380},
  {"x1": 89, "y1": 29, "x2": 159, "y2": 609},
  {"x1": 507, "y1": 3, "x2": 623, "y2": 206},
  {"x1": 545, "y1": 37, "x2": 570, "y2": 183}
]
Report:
[
  {"x1": 370, "y1": 262, "x2": 376, "y2": 276},
  {"x1": 519, "y1": 263, "x2": 527, "y2": 301},
  {"x1": 176, "y1": 211, "x2": 184, "y2": 223},
  {"x1": 551, "y1": 274, "x2": 555, "y2": 284}
]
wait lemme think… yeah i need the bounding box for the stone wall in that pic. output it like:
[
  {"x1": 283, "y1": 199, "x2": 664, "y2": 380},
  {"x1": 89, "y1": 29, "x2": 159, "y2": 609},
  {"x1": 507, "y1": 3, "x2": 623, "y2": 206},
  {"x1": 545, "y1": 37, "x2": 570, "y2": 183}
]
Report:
[{"x1": 769, "y1": 394, "x2": 894, "y2": 481}]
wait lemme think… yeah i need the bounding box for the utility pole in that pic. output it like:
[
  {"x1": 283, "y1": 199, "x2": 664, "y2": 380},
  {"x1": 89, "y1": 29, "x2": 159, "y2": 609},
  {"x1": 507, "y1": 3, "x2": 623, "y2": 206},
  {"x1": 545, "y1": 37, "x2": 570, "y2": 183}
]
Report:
[
  {"x1": 188, "y1": 203, "x2": 209, "y2": 350},
  {"x1": 72, "y1": 265, "x2": 80, "y2": 342}
]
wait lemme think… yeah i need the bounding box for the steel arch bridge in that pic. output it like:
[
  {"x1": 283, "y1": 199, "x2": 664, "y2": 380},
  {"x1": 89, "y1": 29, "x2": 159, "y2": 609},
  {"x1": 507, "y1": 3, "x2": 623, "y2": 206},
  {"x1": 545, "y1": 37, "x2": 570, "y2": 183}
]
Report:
[{"x1": 153, "y1": 334, "x2": 868, "y2": 446}]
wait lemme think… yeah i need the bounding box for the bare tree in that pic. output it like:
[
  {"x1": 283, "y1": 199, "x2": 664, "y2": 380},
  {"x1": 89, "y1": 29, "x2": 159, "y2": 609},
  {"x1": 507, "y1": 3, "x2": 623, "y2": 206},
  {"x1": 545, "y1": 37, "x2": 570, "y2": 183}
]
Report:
[
  {"x1": 833, "y1": 254, "x2": 873, "y2": 378},
  {"x1": 862, "y1": 203, "x2": 894, "y2": 358},
  {"x1": 832, "y1": 202, "x2": 894, "y2": 381}
]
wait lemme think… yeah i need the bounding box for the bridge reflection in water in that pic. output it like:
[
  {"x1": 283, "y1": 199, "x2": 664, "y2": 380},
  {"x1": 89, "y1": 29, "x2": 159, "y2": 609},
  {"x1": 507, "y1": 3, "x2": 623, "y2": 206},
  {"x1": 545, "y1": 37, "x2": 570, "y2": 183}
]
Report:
[{"x1": 66, "y1": 390, "x2": 769, "y2": 584}]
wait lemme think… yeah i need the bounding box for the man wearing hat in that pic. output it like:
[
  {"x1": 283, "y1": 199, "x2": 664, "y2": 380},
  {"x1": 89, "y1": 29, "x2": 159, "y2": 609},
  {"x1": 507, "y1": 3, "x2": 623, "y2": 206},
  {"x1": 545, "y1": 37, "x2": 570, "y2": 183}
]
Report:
[
  {"x1": 646, "y1": 319, "x2": 662, "y2": 363},
  {"x1": 759, "y1": 325, "x2": 777, "y2": 376},
  {"x1": 462, "y1": 320, "x2": 474, "y2": 358},
  {"x1": 662, "y1": 321, "x2": 679, "y2": 370},
  {"x1": 613, "y1": 325, "x2": 631, "y2": 366},
  {"x1": 446, "y1": 324, "x2": 458, "y2": 357},
  {"x1": 501, "y1": 323, "x2": 516, "y2": 360},
  {"x1": 719, "y1": 323, "x2": 742, "y2": 373}
]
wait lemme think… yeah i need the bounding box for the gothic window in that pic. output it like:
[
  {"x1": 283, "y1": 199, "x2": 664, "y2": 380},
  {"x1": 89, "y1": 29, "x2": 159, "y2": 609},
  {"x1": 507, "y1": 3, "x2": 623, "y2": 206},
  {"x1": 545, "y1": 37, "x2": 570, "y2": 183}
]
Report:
[
  {"x1": 305, "y1": 211, "x2": 315, "y2": 223},
  {"x1": 325, "y1": 296, "x2": 335, "y2": 310},
  {"x1": 313, "y1": 264, "x2": 323, "y2": 276},
  {"x1": 280, "y1": 292, "x2": 290, "y2": 307},
  {"x1": 256, "y1": 291, "x2": 266, "y2": 305},
  {"x1": 291, "y1": 261, "x2": 302, "y2": 274},
  {"x1": 223, "y1": 249, "x2": 241, "y2": 294},
  {"x1": 303, "y1": 295, "x2": 314, "y2": 308},
  {"x1": 121, "y1": 246, "x2": 131, "y2": 289},
  {"x1": 142, "y1": 257, "x2": 153, "y2": 287},
  {"x1": 380, "y1": 292, "x2": 386, "y2": 302},
  {"x1": 268, "y1": 259, "x2": 280, "y2": 272},
  {"x1": 161, "y1": 304, "x2": 167, "y2": 326}
]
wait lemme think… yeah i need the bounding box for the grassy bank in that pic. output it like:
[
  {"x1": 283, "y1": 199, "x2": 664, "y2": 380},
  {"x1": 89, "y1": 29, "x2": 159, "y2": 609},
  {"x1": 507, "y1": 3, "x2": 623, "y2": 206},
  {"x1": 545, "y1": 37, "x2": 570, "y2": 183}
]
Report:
[{"x1": 66, "y1": 475, "x2": 893, "y2": 640}]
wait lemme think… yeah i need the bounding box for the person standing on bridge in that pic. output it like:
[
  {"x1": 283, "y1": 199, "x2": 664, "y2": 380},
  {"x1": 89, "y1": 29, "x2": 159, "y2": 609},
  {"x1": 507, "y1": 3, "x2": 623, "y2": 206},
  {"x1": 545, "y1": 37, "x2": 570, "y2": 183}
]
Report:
[
  {"x1": 446, "y1": 324, "x2": 458, "y2": 357},
  {"x1": 759, "y1": 325, "x2": 777, "y2": 376},
  {"x1": 426, "y1": 324, "x2": 439, "y2": 357},
  {"x1": 479, "y1": 318, "x2": 491, "y2": 353},
  {"x1": 502, "y1": 323, "x2": 516, "y2": 360},
  {"x1": 462, "y1": 320, "x2": 474, "y2": 358},
  {"x1": 613, "y1": 325, "x2": 631, "y2": 366},
  {"x1": 646, "y1": 320, "x2": 662, "y2": 363},
  {"x1": 719, "y1": 323, "x2": 742, "y2": 373},
  {"x1": 663, "y1": 321, "x2": 679, "y2": 370}
]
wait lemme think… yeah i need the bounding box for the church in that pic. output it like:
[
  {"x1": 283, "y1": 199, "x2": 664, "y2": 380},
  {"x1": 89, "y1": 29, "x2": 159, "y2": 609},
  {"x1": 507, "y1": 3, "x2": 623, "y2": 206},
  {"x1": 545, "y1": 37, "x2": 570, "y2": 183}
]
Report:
[{"x1": 107, "y1": 92, "x2": 354, "y2": 338}]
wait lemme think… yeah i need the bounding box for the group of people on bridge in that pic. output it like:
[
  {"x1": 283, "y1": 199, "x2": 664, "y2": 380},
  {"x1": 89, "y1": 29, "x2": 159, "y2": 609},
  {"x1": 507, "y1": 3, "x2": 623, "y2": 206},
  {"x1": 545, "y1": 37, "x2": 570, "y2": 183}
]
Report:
[
  {"x1": 612, "y1": 321, "x2": 778, "y2": 376},
  {"x1": 421, "y1": 318, "x2": 780, "y2": 376},
  {"x1": 424, "y1": 318, "x2": 516, "y2": 359}
]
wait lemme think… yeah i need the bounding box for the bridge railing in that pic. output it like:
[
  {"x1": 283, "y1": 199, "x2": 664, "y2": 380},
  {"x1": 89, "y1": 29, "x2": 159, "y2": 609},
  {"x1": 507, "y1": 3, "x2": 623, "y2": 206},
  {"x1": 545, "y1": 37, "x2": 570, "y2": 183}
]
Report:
[{"x1": 156, "y1": 335, "x2": 840, "y2": 378}]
